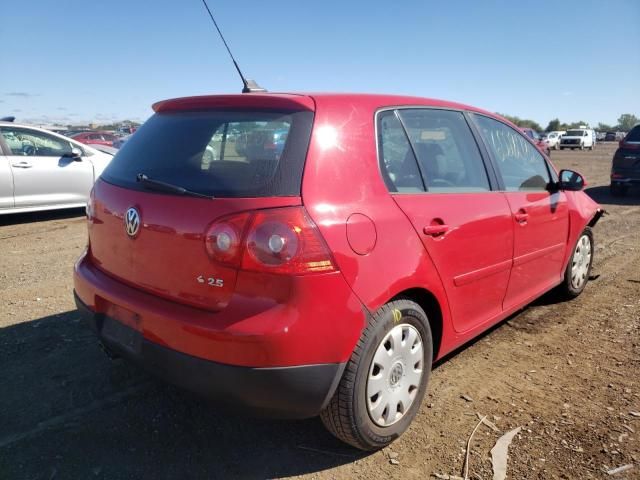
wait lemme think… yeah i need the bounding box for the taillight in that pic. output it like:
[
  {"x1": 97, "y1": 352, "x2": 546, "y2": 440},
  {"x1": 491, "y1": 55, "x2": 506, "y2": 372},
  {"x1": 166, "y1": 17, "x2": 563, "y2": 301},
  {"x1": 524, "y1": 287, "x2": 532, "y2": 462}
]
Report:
[
  {"x1": 205, "y1": 207, "x2": 336, "y2": 275},
  {"x1": 204, "y1": 212, "x2": 251, "y2": 268}
]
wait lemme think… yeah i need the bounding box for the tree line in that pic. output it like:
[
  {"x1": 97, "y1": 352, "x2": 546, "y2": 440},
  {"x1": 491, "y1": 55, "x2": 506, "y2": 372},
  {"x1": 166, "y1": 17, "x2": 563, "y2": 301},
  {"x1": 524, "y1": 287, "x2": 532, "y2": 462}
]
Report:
[{"x1": 497, "y1": 113, "x2": 639, "y2": 133}]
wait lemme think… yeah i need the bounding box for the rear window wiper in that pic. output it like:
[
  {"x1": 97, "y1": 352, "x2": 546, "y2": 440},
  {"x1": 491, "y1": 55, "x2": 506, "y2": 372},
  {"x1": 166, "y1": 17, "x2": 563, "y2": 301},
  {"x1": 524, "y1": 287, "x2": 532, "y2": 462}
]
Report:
[{"x1": 136, "y1": 173, "x2": 213, "y2": 199}]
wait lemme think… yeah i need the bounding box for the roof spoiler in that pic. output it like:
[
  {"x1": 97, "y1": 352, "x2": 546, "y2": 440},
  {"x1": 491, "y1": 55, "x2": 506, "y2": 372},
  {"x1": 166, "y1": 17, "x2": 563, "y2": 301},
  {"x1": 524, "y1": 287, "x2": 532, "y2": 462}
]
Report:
[{"x1": 1, "y1": 116, "x2": 15, "y2": 122}]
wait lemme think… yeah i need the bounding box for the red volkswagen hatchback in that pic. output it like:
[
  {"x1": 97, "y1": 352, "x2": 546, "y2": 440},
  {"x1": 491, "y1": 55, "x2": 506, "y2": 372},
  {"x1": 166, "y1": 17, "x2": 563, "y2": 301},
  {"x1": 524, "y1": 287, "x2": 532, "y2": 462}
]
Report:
[{"x1": 74, "y1": 93, "x2": 602, "y2": 450}]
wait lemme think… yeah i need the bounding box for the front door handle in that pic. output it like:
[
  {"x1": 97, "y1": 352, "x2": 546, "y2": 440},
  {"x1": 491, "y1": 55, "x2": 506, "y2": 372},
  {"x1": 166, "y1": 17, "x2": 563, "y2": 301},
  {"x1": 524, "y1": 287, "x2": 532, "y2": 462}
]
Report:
[
  {"x1": 423, "y1": 224, "x2": 449, "y2": 236},
  {"x1": 11, "y1": 161, "x2": 33, "y2": 169}
]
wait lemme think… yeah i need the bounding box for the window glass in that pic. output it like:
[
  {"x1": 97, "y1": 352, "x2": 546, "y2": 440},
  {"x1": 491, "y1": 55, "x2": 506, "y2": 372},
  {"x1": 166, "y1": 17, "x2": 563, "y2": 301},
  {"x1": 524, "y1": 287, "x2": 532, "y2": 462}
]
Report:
[
  {"x1": 626, "y1": 126, "x2": 640, "y2": 142},
  {"x1": 396, "y1": 109, "x2": 490, "y2": 192},
  {"x1": 101, "y1": 110, "x2": 313, "y2": 198},
  {"x1": 377, "y1": 111, "x2": 424, "y2": 192},
  {"x1": 473, "y1": 115, "x2": 551, "y2": 191},
  {"x1": 0, "y1": 127, "x2": 73, "y2": 157}
]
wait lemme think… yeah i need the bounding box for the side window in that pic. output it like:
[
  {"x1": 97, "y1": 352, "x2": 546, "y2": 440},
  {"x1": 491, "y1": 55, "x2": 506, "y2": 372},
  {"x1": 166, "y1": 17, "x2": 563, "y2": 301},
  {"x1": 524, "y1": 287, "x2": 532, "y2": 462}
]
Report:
[
  {"x1": 377, "y1": 111, "x2": 424, "y2": 193},
  {"x1": 0, "y1": 128, "x2": 73, "y2": 157},
  {"x1": 473, "y1": 115, "x2": 551, "y2": 191},
  {"x1": 396, "y1": 109, "x2": 491, "y2": 192}
]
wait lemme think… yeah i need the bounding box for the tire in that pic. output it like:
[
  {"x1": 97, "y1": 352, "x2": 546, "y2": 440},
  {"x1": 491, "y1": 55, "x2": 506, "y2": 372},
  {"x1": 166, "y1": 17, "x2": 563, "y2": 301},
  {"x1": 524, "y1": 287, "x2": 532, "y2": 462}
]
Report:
[
  {"x1": 610, "y1": 183, "x2": 627, "y2": 197},
  {"x1": 579, "y1": 144, "x2": 584, "y2": 151},
  {"x1": 589, "y1": 145, "x2": 594, "y2": 151},
  {"x1": 554, "y1": 144, "x2": 559, "y2": 150},
  {"x1": 320, "y1": 299, "x2": 433, "y2": 451},
  {"x1": 557, "y1": 227, "x2": 593, "y2": 299}
]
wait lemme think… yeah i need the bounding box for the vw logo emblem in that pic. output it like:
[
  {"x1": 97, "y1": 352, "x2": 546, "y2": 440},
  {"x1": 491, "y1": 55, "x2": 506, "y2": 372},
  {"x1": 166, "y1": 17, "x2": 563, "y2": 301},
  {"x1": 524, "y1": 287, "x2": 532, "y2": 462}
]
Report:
[
  {"x1": 389, "y1": 362, "x2": 404, "y2": 387},
  {"x1": 124, "y1": 207, "x2": 141, "y2": 238}
]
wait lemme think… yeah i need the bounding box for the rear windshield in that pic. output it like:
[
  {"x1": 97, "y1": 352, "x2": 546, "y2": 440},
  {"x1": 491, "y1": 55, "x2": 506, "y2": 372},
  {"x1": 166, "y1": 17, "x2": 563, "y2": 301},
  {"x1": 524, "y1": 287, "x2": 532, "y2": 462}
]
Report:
[{"x1": 101, "y1": 109, "x2": 314, "y2": 197}]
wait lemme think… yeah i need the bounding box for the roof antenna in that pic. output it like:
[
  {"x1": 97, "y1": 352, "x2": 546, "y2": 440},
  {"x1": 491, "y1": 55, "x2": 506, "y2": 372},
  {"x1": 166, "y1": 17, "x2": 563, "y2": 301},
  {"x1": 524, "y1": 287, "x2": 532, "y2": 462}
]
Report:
[{"x1": 199, "y1": 0, "x2": 267, "y2": 93}]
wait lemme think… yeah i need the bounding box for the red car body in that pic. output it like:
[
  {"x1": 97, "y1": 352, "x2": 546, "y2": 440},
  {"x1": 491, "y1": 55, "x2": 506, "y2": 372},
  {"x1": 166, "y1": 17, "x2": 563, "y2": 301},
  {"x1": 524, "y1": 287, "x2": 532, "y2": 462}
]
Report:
[
  {"x1": 71, "y1": 131, "x2": 118, "y2": 147},
  {"x1": 74, "y1": 93, "x2": 602, "y2": 440}
]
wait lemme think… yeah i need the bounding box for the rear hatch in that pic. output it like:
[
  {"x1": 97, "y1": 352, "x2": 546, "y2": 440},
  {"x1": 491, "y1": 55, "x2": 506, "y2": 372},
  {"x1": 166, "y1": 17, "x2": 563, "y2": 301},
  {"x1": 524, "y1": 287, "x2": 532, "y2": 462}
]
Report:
[{"x1": 89, "y1": 96, "x2": 315, "y2": 311}]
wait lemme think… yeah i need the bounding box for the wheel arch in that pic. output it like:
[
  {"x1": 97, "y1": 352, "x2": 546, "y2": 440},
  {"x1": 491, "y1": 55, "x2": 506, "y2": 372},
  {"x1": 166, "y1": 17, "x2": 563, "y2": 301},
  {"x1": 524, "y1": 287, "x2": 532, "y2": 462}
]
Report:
[{"x1": 391, "y1": 287, "x2": 443, "y2": 360}]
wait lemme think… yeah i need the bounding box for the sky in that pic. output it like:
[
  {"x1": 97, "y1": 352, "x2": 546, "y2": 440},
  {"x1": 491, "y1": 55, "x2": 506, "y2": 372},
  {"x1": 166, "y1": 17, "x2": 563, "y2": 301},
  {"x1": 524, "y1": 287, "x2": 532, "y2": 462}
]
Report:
[{"x1": 1, "y1": 0, "x2": 639, "y2": 128}]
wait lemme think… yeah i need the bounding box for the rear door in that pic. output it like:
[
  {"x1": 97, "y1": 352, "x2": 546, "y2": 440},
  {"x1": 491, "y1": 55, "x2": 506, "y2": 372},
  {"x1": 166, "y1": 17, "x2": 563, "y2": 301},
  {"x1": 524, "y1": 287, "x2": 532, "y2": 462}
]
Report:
[
  {"x1": 0, "y1": 127, "x2": 95, "y2": 208},
  {"x1": 471, "y1": 114, "x2": 569, "y2": 310},
  {"x1": 378, "y1": 108, "x2": 513, "y2": 333}
]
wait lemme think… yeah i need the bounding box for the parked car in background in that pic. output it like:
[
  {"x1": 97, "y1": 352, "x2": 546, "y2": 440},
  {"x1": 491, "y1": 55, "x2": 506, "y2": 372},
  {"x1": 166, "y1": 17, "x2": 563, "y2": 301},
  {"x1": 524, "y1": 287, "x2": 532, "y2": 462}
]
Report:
[
  {"x1": 87, "y1": 144, "x2": 118, "y2": 156},
  {"x1": 72, "y1": 131, "x2": 118, "y2": 147},
  {"x1": 521, "y1": 127, "x2": 551, "y2": 155},
  {"x1": 543, "y1": 131, "x2": 564, "y2": 150},
  {"x1": 596, "y1": 131, "x2": 606, "y2": 141},
  {"x1": 117, "y1": 125, "x2": 137, "y2": 135},
  {"x1": 0, "y1": 121, "x2": 112, "y2": 214},
  {"x1": 560, "y1": 129, "x2": 594, "y2": 150},
  {"x1": 62, "y1": 129, "x2": 92, "y2": 138},
  {"x1": 113, "y1": 134, "x2": 132, "y2": 149},
  {"x1": 610, "y1": 124, "x2": 640, "y2": 196},
  {"x1": 605, "y1": 132, "x2": 617, "y2": 141},
  {"x1": 74, "y1": 92, "x2": 603, "y2": 451}
]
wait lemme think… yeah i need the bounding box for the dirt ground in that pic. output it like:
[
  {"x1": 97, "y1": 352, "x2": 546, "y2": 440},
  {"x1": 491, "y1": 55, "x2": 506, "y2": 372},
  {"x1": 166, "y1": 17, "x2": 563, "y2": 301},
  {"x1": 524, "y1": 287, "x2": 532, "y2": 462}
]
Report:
[{"x1": 0, "y1": 143, "x2": 638, "y2": 479}]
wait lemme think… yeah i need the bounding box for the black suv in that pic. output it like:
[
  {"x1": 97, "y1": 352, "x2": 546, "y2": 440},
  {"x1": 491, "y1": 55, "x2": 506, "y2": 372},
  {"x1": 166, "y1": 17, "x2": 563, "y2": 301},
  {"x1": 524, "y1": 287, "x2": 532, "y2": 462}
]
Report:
[{"x1": 611, "y1": 125, "x2": 640, "y2": 196}]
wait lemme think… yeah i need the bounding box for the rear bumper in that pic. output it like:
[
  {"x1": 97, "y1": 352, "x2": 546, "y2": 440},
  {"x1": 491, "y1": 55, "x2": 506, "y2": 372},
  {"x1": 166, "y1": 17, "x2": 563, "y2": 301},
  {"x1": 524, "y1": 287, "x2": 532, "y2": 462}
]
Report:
[
  {"x1": 75, "y1": 292, "x2": 345, "y2": 418},
  {"x1": 74, "y1": 251, "x2": 365, "y2": 367},
  {"x1": 611, "y1": 172, "x2": 640, "y2": 184}
]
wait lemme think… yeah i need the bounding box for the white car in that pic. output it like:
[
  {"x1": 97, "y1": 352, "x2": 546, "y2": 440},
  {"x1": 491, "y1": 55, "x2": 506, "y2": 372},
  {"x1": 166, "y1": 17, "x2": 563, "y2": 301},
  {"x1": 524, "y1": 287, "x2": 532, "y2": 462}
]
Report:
[
  {"x1": 559, "y1": 129, "x2": 595, "y2": 151},
  {"x1": 0, "y1": 121, "x2": 113, "y2": 214},
  {"x1": 543, "y1": 131, "x2": 565, "y2": 150}
]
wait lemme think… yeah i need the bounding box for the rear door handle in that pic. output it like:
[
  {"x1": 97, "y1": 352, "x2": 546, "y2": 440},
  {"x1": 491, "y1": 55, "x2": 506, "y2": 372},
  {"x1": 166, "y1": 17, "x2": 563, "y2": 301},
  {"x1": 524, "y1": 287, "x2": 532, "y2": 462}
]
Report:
[
  {"x1": 423, "y1": 224, "x2": 449, "y2": 236},
  {"x1": 514, "y1": 212, "x2": 529, "y2": 223},
  {"x1": 11, "y1": 161, "x2": 32, "y2": 169}
]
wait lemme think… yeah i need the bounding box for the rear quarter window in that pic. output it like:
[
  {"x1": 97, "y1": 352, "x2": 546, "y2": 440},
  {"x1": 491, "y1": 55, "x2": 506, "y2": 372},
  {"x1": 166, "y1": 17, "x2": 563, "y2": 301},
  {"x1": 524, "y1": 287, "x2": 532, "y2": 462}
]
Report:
[{"x1": 101, "y1": 110, "x2": 314, "y2": 197}]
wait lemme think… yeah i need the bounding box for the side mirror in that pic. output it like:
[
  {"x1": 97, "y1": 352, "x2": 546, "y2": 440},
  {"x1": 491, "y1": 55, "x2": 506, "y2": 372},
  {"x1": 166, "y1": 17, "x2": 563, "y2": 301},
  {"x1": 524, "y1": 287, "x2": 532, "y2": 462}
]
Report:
[
  {"x1": 559, "y1": 169, "x2": 585, "y2": 191},
  {"x1": 63, "y1": 147, "x2": 83, "y2": 160}
]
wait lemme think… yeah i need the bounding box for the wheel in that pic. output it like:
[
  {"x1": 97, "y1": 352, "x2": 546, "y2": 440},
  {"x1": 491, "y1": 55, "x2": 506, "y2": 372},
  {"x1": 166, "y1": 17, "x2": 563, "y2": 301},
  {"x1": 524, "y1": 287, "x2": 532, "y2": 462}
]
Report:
[
  {"x1": 554, "y1": 144, "x2": 559, "y2": 150},
  {"x1": 320, "y1": 299, "x2": 432, "y2": 451},
  {"x1": 557, "y1": 228, "x2": 593, "y2": 299},
  {"x1": 589, "y1": 145, "x2": 594, "y2": 151},
  {"x1": 610, "y1": 183, "x2": 627, "y2": 197},
  {"x1": 579, "y1": 144, "x2": 584, "y2": 151},
  {"x1": 571, "y1": 148, "x2": 576, "y2": 150},
  {"x1": 560, "y1": 147, "x2": 564, "y2": 151}
]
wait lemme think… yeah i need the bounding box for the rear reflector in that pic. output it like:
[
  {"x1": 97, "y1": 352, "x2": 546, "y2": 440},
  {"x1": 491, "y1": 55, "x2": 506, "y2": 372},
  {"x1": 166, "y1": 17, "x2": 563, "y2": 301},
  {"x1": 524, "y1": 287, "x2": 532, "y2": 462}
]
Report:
[{"x1": 205, "y1": 207, "x2": 336, "y2": 275}]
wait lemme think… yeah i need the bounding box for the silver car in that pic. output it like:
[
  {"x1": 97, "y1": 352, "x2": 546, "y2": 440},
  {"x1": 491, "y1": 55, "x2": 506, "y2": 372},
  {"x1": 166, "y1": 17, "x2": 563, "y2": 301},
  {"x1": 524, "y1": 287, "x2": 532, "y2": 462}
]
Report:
[{"x1": 0, "y1": 121, "x2": 113, "y2": 215}]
